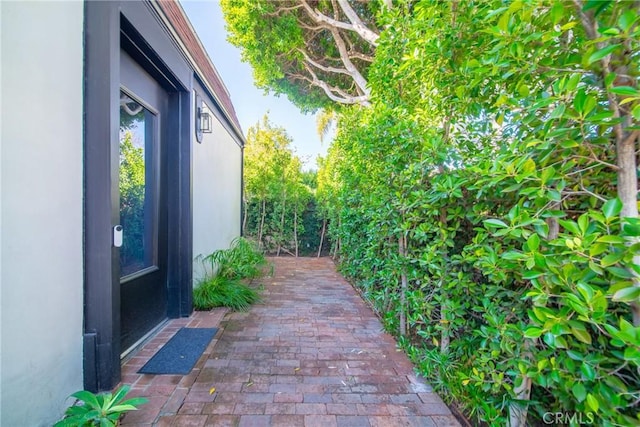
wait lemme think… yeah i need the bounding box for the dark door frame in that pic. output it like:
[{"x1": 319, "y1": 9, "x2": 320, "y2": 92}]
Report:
[{"x1": 83, "y1": 0, "x2": 193, "y2": 392}]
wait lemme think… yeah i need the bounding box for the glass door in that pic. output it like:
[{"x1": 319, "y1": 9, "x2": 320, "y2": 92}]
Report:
[{"x1": 118, "y1": 50, "x2": 169, "y2": 354}]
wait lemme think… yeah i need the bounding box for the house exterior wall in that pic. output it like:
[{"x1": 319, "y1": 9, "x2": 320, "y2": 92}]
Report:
[
  {"x1": 0, "y1": 1, "x2": 84, "y2": 426},
  {"x1": 192, "y1": 97, "x2": 243, "y2": 281}
]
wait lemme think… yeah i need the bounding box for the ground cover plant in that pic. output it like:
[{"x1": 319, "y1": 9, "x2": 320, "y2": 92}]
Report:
[
  {"x1": 54, "y1": 385, "x2": 147, "y2": 427},
  {"x1": 223, "y1": 1, "x2": 640, "y2": 425},
  {"x1": 193, "y1": 237, "x2": 268, "y2": 311}
]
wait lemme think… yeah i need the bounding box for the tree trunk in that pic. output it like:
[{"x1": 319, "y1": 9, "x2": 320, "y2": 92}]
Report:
[
  {"x1": 573, "y1": 0, "x2": 640, "y2": 326},
  {"x1": 332, "y1": 218, "x2": 341, "y2": 259},
  {"x1": 242, "y1": 199, "x2": 248, "y2": 236},
  {"x1": 439, "y1": 207, "x2": 450, "y2": 354},
  {"x1": 277, "y1": 189, "x2": 287, "y2": 257},
  {"x1": 440, "y1": 294, "x2": 449, "y2": 353},
  {"x1": 258, "y1": 199, "x2": 266, "y2": 249},
  {"x1": 398, "y1": 234, "x2": 408, "y2": 337},
  {"x1": 509, "y1": 213, "x2": 559, "y2": 426},
  {"x1": 617, "y1": 131, "x2": 640, "y2": 325},
  {"x1": 294, "y1": 207, "x2": 299, "y2": 257},
  {"x1": 317, "y1": 218, "x2": 327, "y2": 257},
  {"x1": 509, "y1": 360, "x2": 533, "y2": 427}
]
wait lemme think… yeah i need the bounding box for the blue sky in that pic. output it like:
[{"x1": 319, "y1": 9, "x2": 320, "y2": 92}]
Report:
[{"x1": 180, "y1": 0, "x2": 328, "y2": 170}]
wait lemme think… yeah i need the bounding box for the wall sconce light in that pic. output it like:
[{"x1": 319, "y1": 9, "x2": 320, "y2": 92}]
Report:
[{"x1": 195, "y1": 97, "x2": 213, "y2": 143}]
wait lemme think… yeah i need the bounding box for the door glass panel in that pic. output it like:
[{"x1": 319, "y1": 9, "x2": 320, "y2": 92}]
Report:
[{"x1": 119, "y1": 91, "x2": 157, "y2": 278}]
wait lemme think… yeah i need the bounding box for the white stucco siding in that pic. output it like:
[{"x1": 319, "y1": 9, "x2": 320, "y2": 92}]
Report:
[
  {"x1": 192, "y1": 103, "x2": 243, "y2": 281},
  {"x1": 0, "y1": 2, "x2": 84, "y2": 426}
]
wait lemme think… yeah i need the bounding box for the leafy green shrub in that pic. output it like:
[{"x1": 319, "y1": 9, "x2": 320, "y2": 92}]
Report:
[
  {"x1": 224, "y1": 0, "x2": 640, "y2": 424},
  {"x1": 201, "y1": 237, "x2": 268, "y2": 280},
  {"x1": 193, "y1": 237, "x2": 268, "y2": 311},
  {"x1": 193, "y1": 275, "x2": 260, "y2": 311},
  {"x1": 54, "y1": 385, "x2": 147, "y2": 427}
]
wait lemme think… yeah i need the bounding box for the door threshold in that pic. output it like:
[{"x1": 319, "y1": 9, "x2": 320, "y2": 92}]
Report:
[{"x1": 120, "y1": 319, "x2": 169, "y2": 362}]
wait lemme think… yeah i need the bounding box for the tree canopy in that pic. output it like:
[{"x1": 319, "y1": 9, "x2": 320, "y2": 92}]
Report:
[{"x1": 221, "y1": 0, "x2": 384, "y2": 111}]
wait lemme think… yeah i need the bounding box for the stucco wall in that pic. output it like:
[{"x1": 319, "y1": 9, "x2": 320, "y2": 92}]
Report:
[
  {"x1": 192, "y1": 99, "x2": 243, "y2": 281},
  {"x1": 0, "y1": 2, "x2": 84, "y2": 426}
]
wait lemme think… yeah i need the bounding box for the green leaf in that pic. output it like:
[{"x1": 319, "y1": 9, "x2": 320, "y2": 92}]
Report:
[
  {"x1": 70, "y1": 390, "x2": 101, "y2": 409},
  {"x1": 100, "y1": 419, "x2": 115, "y2": 427},
  {"x1": 540, "y1": 166, "x2": 555, "y2": 184},
  {"x1": 583, "y1": 1, "x2": 612, "y2": 15},
  {"x1": 559, "y1": 219, "x2": 580, "y2": 235},
  {"x1": 109, "y1": 385, "x2": 130, "y2": 407},
  {"x1": 573, "y1": 88, "x2": 586, "y2": 113},
  {"x1": 572, "y1": 382, "x2": 587, "y2": 402},
  {"x1": 566, "y1": 350, "x2": 583, "y2": 361},
  {"x1": 498, "y1": 11, "x2": 511, "y2": 33},
  {"x1": 571, "y1": 327, "x2": 592, "y2": 344},
  {"x1": 613, "y1": 286, "x2": 640, "y2": 302},
  {"x1": 550, "y1": 1, "x2": 565, "y2": 24},
  {"x1": 587, "y1": 44, "x2": 619, "y2": 65},
  {"x1": 623, "y1": 218, "x2": 640, "y2": 236},
  {"x1": 54, "y1": 418, "x2": 82, "y2": 427},
  {"x1": 610, "y1": 86, "x2": 640, "y2": 97},
  {"x1": 548, "y1": 189, "x2": 562, "y2": 202},
  {"x1": 107, "y1": 404, "x2": 139, "y2": 413},
  {"x1": 604, "y1": 375, "x2": 628, "y2": 392},
  {"x1": 576, "y1": 282, "x2": 594, "y2": 302},
  {"x1": 502, "y1": 251, "x2": 527, "y2": 261},
  {"x1": 524, "y1": 326, "x2": 543, "y2": 338},
  {"x1": 527, "y1": 234, "x2": 540, "y2": 252},
  {"x1": 601, "y1": 27, "x2": 620, "y2": 36},
  {"x1": 608, "y1": 267, "x2": 634, "y2": 279},
  {"x1": 522, "y1": 158, "x2": 536, "y2": 174},
  {"x1": 120, "y1": 397, "x2": 149, "y2": 407},
  {"x1": 581, "y1": 363, "x2": 596, "y2": 381},
  {"x1": 601, "y1": 251, "x2": 623, "y2": 267},
  {"x1": 624, "y1": 346, "x2": 640, "y2": 363},
  {"x1": 602, "y1": 198, "x2": 622, "y2": 219},
  {"x1": 596, "y1": 235, "x2": 625, "y2": 244},
  {"x1": 548, "y1": 104, "x2": 566, "y2": 120},
  {"x1": 586, "y1": 393, "x2": 599, "y2": 412},
  {"x1": 618, "y1": 10, "x2": 638, "y2": 33},
  {"x1": 588, "y1": 260, "x2": 604, "y2": 275},
  {"x1": 484, "y1": 219, "x2": 508, "y2": 228},
  {"x1": 523, "y1": 270, "x2": 544, "y2": 279},
  {"x1": 566, "y1": 73, "x2": 581, "y2": 92}
]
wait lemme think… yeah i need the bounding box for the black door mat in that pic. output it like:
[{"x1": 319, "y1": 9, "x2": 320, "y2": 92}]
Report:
[{"x1": 138, "y1": 327, "x2": 218, "y2": 375}]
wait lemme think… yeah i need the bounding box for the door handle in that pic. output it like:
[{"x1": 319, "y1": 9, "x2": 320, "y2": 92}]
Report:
[{"x1": 114, "y1": 225, "x2": 123, "y2": 248}]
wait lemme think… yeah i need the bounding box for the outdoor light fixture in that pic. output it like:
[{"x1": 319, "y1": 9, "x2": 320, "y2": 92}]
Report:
[{"x1": 195, "y1": 97, "x2": 213, "y2": 143}]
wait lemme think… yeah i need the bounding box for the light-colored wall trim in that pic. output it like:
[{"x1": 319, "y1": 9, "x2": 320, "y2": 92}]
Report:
[{"x1": 0, "y1": 2, "x2": 84, "y2": 425}]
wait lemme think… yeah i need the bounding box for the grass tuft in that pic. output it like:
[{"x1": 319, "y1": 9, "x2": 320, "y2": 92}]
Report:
[
  {"x1": 193, "y1": 275, "x2": 260, "y2": 311},
  {"x1": 193, "y1": 237, "x2": 267, "y2": 311}
]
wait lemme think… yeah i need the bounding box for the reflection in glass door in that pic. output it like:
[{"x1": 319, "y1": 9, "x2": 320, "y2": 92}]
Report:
[
  {"x1": 118, "y1": 50, "x2": 169, "y2": 354},
  {"x1": 119, "y1": 92, "x2": 158, "y2": 279}
]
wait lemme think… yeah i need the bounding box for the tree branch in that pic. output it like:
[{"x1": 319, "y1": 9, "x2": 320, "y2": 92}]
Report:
[
  {"x1": 298, "y1": 65, "x2": 370, "y2": 106},
  {"x1": 327, "y1": 26, "x2": 370, "y2": 98},
  {"x1": 299, "y1": 49, "x2": 352, "y2": 76},
  {"x1": 336, "y1": 0, "x2": 380, "y2": 46},
  {"x1": 300, "y1": 0, "x2": 379, "y2": 47},
  {"x1": 349, "y1": 51, "x2": 374, "y2": 62},
  {"x1": 265, "y1": 4, "x2": 304, "y2": 17}
]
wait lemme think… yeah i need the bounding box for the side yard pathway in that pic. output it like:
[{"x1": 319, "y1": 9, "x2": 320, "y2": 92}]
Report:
[{"x1": 121, "y1": 257, "x2": 460, "y2": 427}]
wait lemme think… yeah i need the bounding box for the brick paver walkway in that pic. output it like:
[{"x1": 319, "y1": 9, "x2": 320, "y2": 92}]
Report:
[{"x1": 121, "y1": 257, "x2": 460, "y2": 426}]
